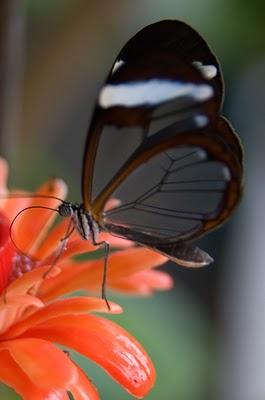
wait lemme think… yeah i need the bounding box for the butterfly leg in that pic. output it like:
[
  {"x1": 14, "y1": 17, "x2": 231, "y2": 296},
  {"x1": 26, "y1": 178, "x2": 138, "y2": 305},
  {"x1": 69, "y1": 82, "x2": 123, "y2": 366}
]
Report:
[
  {"x1": 60, "y1": 225, "x2": 75, "y2": 242},
  {"x1": 92, "y1": 234, "x2": 110, "y2": 310},
  {"x1": 42, "y1": 218, "x2": 76, "y2": 281},
  {"x1": 26, "y1": 218, "x2": 75, "y2": 298}
]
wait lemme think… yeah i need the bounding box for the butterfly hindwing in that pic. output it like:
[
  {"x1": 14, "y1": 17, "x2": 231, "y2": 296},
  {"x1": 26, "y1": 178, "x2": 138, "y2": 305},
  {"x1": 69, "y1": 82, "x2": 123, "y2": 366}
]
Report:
[
  {"x1": 104, "y1": 223, "x2": 213, "y2": 267},
  {"x1": 98, "y1": 118, "x2": 242, "y2": 264}
]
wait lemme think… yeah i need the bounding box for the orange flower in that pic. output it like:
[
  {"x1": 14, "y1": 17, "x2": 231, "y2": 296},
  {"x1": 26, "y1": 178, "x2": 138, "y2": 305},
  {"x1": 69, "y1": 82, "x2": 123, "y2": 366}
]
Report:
[
  {"x1": 0, "y1": 158, "x2": 172, "y2": 297},
  {"x1": 0, "y1": 158, "x2": 172, "y2": 399}
]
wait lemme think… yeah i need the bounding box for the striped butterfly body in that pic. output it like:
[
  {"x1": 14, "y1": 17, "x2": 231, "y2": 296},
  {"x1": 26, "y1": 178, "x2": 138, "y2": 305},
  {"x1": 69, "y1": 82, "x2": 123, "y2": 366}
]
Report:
[{"x1": 59, "y1": 20, "x2": 243, "y2": 268}]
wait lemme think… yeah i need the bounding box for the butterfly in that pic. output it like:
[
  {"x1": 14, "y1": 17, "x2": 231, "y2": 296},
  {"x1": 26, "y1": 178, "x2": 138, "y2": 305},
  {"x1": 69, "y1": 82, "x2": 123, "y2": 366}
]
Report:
[{"x1": 53, "y1": 20, "x2": 243, "y2": 279}]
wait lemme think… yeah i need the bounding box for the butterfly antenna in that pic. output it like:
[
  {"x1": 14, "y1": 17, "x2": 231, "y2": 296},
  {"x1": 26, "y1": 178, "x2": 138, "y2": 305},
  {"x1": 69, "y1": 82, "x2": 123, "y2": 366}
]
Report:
[
  {"x1": 26, "y1": 211, "x2": 74, "y2": 296},
  {"x1": 9, "y1": 205, "x2": 60, "y2": 257}
]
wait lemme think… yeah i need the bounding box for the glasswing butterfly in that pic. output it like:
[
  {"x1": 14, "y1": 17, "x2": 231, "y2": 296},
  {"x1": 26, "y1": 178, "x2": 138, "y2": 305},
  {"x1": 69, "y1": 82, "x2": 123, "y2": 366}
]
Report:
[
  {"x1": 56, "y1": 19, "x2": 243, "y2": 273},
  {"x1": 9, "y1": 19, "x2": 242, "y2": 298}
]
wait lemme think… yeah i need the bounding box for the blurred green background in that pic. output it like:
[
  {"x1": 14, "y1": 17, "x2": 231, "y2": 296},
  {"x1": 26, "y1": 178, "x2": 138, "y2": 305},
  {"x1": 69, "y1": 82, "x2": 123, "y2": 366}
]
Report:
[{"x1": 1, "y1": 1, "x2": 265, "y2": 399}]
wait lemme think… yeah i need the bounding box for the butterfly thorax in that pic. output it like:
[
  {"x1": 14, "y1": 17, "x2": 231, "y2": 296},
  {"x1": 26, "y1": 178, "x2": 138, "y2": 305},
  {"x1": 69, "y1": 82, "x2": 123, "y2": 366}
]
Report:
[{"x1": 58, "y1": 202, "x2": 100, "y2": 243}]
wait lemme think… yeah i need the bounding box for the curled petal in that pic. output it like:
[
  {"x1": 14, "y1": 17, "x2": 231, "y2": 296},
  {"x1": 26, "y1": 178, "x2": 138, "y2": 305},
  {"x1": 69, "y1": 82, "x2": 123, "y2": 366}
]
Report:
[
  {"x1": 0, "y1": 349, "x2": 69, "y2": 400},
  {"x1": 110, "y1": 269, "x2": 174, "y2": 295},
  {"x1": 0, "y1": 347, "x2": 97, "y2": 400},
  {"x1": 5, "y1": 297, "x2": 122, "y2": 339},
  {"x1": 2, "y1": 338, "x2": 77, "y2": 391},
  {"x1": 68, "y1": 361, "x2": 99, "y2": 400},
  {"x1": 0, "y1": 294, "x2": 43, "y2": 335},
  {"x1": 20, "y1": 314, "x2": 156, "y2": 398}
]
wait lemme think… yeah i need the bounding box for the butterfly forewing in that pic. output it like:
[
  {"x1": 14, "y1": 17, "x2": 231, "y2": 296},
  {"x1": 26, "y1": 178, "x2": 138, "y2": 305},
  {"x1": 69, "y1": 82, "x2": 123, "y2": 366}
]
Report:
[
  {"x1": 112, "y1": 20, "x2": 223, "y2": 107},
  {"x1": 86, "y1": 58, "x2": 217, "y2": 209},
  {"x1": 82, "y1": 20, "x2": 223, "y2": 208},
  {"x1": 80, "y1": 20, "x2": 243, "y2": 266}
]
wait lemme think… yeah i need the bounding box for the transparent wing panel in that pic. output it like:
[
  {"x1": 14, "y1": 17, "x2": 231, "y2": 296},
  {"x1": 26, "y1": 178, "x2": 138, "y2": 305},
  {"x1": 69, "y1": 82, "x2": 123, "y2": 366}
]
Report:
[
  {"x1": 103, "y1": 145, "x2": 230, "y2": 241},
  {"x1": 91, "y1": 125, "x2": 143, "y2": 200},
  {"x1": 90, "y1": 79, "x2": 214, "y2": 202}
]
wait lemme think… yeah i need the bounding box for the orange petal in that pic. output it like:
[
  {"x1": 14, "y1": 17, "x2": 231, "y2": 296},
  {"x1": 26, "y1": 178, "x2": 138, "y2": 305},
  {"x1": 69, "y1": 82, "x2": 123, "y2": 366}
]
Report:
[
  {"x1": 33, "y1": 210, "x2": 134, "y2": 267},
  {"x1": 34, "y1": 217, "x2": 76, "y2": 260},
  {"x1": 0, "y1": 349, "x2": 69, "y2": 400},
  {"x1": 45, "y1": 233, "x2": 134, "y2": 264},
  {"x1": 5, "y1": 264, "x2": 61, "y2": 299},
  {"x1": 38, "y1": 247, "x2": 167, "y2": 302},
  {"x1": 68, "y1": 361, "x2": 99, "y2": 400},
  {"x1": 89, "y1": 247, "x2": 168, "y2": 283},
  {"x1": 99, "y1": 231, "x2": 134, "y2": 248},
  {"x1": 3, "y1": 338, "x2": 78, "y2": 391},
  {"x1": 35, "y1": 222, "x2": 134, "y2": 262},
  {"x1": 13, "y1": 178, "x2": 67, "y2": 256},
  {"x1": 5, "y1": 297, "x2": 122, "y2": 339},
  {"x1": 46, "y1": 238, "x2": 97, "y2": 262},
  {"x1": 0, "y1": 294, "x2": 43, "y2": 335},
  {"x1": 37, "y1": 261, "x2": 95, "y2": 302},
  {"x1": 2, "y1": 190, "x2": 33, "y2": 223},
  {"x1": 110, "y1": 269, "x2": 174, "y2": 295},
  {"x1": 22, "y1": 314, "x2": 156, "y2": 398}
]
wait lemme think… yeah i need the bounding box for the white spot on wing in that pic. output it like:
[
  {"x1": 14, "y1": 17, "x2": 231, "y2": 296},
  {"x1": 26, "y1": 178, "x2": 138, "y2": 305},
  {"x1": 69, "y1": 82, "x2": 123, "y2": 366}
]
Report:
[
  {"x1": 99, "y1": 79, "x2": 213, "y2": 108},
  {"x1": 193, "y1": 114, "x2": 209, "y2": 128},
  {"x1": 223, "y1": 165, "x2": 231, "y2": 181},
  {"x1": 196, "y1": 148, "x2": 207, "y2": 160},
  {"x1": 192, "y1": 61, "x2": 217, "y2": 80},
  {"x1": 111, "y1": 59, "x2": 125, "y2": 74}
]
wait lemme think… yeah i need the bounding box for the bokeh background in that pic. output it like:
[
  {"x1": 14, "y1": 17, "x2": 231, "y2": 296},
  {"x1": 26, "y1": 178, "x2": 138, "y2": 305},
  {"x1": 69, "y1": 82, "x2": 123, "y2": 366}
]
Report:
[{"x1": 1, "y1": 1, "x2": 265, "y2": 399}]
